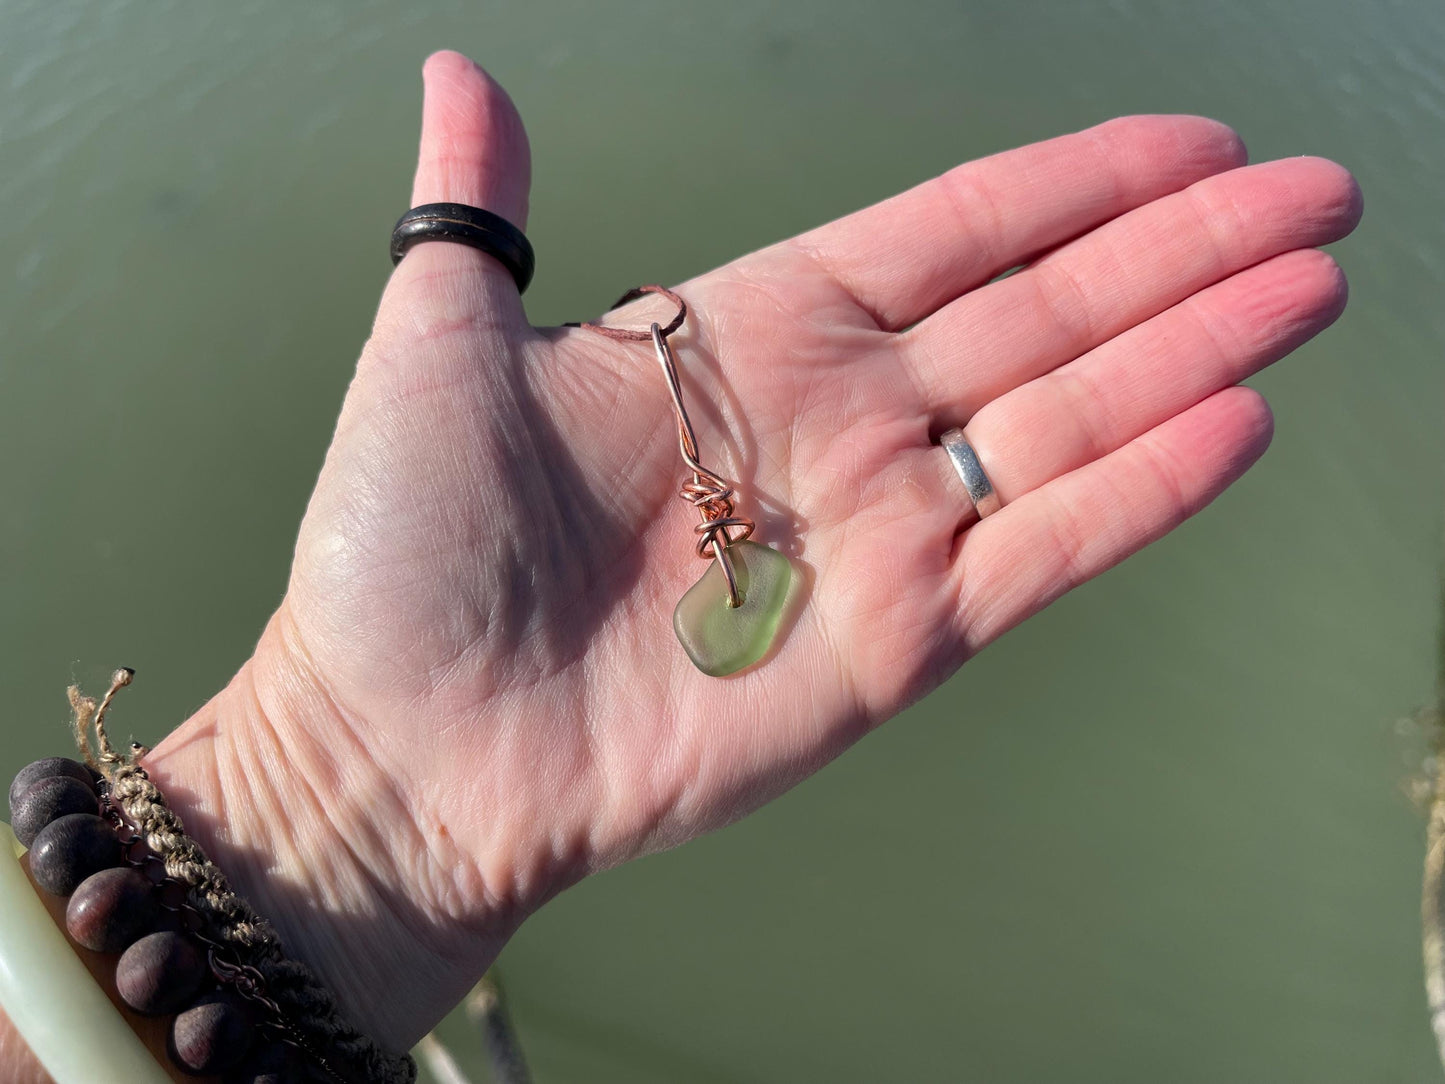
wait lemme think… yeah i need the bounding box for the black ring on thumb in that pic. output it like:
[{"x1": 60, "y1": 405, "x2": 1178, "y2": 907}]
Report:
[{"x1": 390, "y1": 202, "x2": 535, "y2": 294}]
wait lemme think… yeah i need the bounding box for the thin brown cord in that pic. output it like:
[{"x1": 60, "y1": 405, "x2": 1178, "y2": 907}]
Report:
[
  {"x1": 70, "y1": 671, "x2": 416, "y2": 1084},
  {"x1": 576, "y1": 284, "x2": 687, "y2": 341}
]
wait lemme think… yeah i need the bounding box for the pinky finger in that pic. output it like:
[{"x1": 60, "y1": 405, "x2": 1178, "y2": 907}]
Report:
[{"x1": 952, "y1": 385, "x2": 1274, "y2": 653}]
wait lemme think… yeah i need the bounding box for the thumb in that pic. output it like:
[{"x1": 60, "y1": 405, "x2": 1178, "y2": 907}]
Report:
[{"x1": 389, "y1": 51, "x2": 532, "y2": 320}]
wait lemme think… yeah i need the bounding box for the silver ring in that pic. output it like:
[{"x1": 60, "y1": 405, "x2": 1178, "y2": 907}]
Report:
[{"x1": 940, "y1": 428, "x2": 1002, "y2": 519}]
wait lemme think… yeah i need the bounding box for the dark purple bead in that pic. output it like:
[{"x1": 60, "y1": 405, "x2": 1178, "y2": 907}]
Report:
[
  {"x1": 11, "y1": 775, "x2": 101, "y2": 847},
  {"x1": 116, "y1": 930, "x2": 208, "y2": 1015},
  {"x1": 28, "y1": 813, "x2": 121, "y2": 896},
  {"x1": 170, "y1": 990, "x2": 256, "y2": 1075},
  {"x1": 221, "y1": 1041, "x2": 307, "y2": 1084},
  {"x1": 65, "y1": 866, "x2": 161, "y2": 952},
  {"x1": 8, "y1": 756, "x2": 95, "y2": 813}
]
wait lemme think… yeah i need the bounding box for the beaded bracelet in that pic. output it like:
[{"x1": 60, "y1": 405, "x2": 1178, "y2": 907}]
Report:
[
  {"x1": 3, "y1": 671, "x2": 417, "y2": 1084},
  {"x1": 0, "y1": 820, "x2": 175, "y2": 1083}
]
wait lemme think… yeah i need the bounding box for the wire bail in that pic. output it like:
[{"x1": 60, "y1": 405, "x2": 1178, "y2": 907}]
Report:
[
  {"x1": 648, "y1": 323, "x2": 754, "y2": 606},
  {"x1": 574, "y1": 286, "x2": 754, "y2": 607}
]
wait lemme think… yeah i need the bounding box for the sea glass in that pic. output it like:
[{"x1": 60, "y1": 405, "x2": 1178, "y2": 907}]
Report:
[{"x1": 673, "y1": 540, "x2": 797, "y2": 676}]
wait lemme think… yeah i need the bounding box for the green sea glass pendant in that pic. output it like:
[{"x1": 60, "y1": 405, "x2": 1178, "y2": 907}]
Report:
[
  {"x1": 575, "y1": 285, "x2": 800, "y2": 677},
  {"x1": 674, "y1": 540, "x2": 797, "y2": 676}
]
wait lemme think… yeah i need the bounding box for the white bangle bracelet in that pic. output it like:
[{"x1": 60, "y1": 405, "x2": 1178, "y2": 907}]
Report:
[{"x1": 0, "y1": 820, "x2": 171, "y2": 1084}]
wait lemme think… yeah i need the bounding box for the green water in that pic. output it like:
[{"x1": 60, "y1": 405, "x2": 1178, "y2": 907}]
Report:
[{"x1": 2, "y1": 1, "x2": 1442, "y2": 1080}]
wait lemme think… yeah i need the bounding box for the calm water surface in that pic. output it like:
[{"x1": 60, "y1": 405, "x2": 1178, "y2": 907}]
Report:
[{"x1": 2, "y1": 1, "x2": 1442, "y2": 1080}]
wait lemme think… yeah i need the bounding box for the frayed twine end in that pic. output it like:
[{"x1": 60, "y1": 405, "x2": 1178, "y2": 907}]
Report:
[{"x1": 69, "y1": 667, "x2": 139, "y2": 776}]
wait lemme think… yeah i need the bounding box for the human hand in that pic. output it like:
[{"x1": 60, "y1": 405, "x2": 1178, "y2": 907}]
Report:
[{"x1": 134, "y1": 50, "x2": 1360, "y2": 1051}]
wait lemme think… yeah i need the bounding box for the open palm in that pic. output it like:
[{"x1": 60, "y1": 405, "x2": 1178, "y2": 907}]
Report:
[{"x1": 141, "y1": 51, "x2": 1359, "y2": 1049}]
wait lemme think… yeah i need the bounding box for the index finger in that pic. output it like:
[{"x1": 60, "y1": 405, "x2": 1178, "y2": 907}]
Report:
[{"x1": 784, "y1": 115, "x2": 1247, "y2": 331}]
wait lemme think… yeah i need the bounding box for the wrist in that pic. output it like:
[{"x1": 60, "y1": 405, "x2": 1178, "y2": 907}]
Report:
[{"x1": 143, "y1": 603, "x2": 518, "y2": 1051}]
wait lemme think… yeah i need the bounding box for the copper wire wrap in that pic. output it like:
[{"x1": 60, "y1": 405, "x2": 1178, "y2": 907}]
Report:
[
  {"x1": 651, "y1": 323, "x2": 754, "y2": 606},
  {"x1": 576, "y1": 286, "x2": 754, "y2": 607}
]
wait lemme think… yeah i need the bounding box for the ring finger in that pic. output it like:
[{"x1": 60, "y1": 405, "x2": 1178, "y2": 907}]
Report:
[{"x1": 924, "y1": 245, "x2": 1346, "y2": 527}]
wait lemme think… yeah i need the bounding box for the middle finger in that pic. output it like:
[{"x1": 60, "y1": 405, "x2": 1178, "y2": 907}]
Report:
[{"x1": 896, "y1": 155, "x2": 1361, "y2": 422}]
